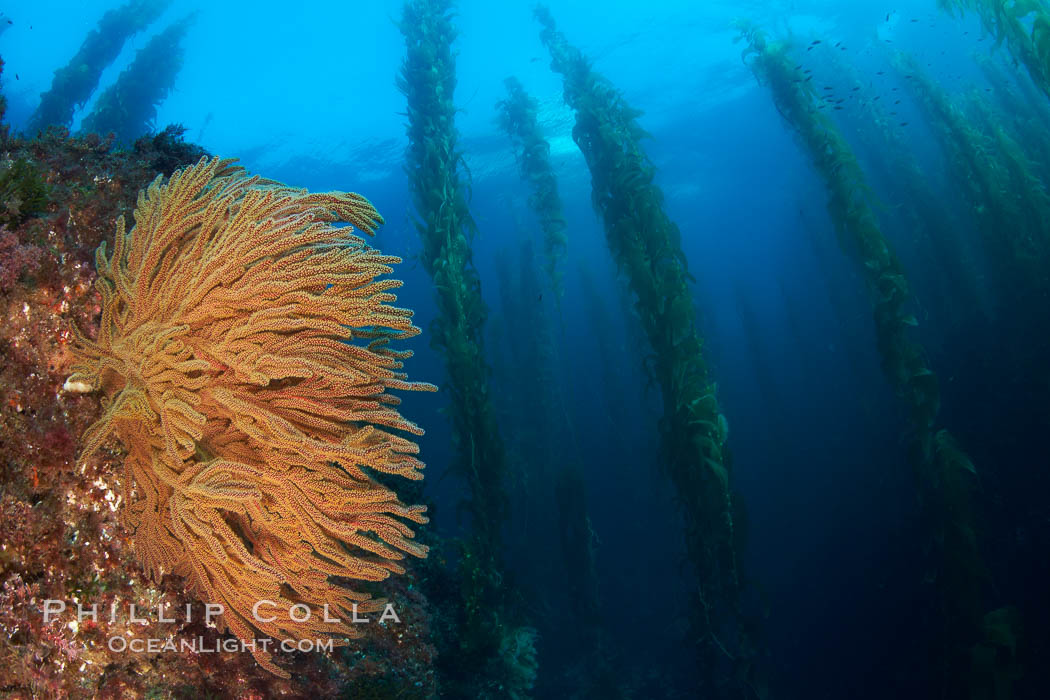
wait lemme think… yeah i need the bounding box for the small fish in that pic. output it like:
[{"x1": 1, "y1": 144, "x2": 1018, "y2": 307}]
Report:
[
  {"x1": 823, "y1": 86, "x2": 834, "y2": 90},
  {"x1": 811, "y1": 40, "x2": 821, "y2": 45},
  {"x1": 851, "y1": 87, "x2": 860, "y2": 91},
  {"x1": 14, "y1": 74, "x2": 18, "y2": 80},
  {"x1": 834, "y1": 105, "x2": 844, "y2": 110},
  {"x1": 834, "y1": 41, "x2": 841, "y2": 47},
  {"x1": 874, "y1": 96, "x2": 881, "y2": 100},
  {"x1": 900, "y1": 121, "x2": 909, "y2": 126},
  {"x1": 894, "y1": 99, "x2": 901, "y2": 104},
  {"x1": 804, "y1": 69, "x2": 813, "y2": 73},
  {"x1": 877, "y1": 71, "x2": 885, "y2": 75}
]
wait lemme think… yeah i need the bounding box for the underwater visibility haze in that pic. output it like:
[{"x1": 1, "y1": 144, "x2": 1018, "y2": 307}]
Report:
[{"x1": 1, "y1": 0, "x2": 1049, "y2": 698}]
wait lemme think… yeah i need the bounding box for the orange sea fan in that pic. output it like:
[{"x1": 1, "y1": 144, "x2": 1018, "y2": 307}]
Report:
[{"x1": 65, "y1": 156, "x2": 435, "y2": 677}]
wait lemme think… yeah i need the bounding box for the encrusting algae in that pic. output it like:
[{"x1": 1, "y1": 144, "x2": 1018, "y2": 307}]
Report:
[{"x1": 64, "y1": 155, "x2": 435, "y2": 677}]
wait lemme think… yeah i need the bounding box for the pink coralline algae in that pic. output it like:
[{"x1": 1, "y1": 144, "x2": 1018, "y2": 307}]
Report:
[{"x1": 0, "y1": 228, "x2": 42, "y2": 292}]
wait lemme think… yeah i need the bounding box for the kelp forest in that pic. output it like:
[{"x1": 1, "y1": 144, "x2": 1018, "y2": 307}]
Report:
[{"x1": 1, "y1": 0, "x2": 1050, "y2": 698}]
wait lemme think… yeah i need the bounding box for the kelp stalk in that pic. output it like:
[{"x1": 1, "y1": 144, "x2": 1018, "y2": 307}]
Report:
[
  {"x1": 28, "y1": 0, "x2": 168, "y2": 133},
  {"x1": 818, "y1": 50, "x2": 989, "y2": 328},
  {"x1": 399, "y1": 0, "x2": 506, "y2": 565},
  {"x1": 537, "y1": 7, "x2": 758, "y2": 697},
  {"x1": 737, "y1": 24, "x2": 1017, "y2": 698},
  {"x1": 399, "y1": 1, "x2": 536, "y2": 696},
  {"x1": 496, "y1": 78, "x2": 569, "y2": 297},
  {"x1": 512, "y1": 241, "x2": 610, "y2": 691},
  {"x1": 80, "y1": 15, "x2": 195, "y2": 144},
  {"x1": 896, "y1": 52, "x2": 1050, "y2": 301},
  {"x1": 938, "y1": 0, "x2": 1050, "y2": 101}
]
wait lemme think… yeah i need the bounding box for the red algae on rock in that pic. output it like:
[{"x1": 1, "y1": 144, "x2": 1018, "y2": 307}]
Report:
[{"x1": 0, "y1": 228, "x2": 43, "y2": 292}]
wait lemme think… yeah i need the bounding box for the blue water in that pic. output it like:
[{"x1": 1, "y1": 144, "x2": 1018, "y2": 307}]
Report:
[{"x1": 4, "y1": 0, "x2": 1048, "y2": 697}]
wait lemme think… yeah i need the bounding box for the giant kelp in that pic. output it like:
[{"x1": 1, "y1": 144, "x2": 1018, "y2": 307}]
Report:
[
  {"x1": 398, "y1": 1, "x2": 536, "y2": 697},
  {"x1": 398, "y1": 0, "x2": 504, "y2": 557},
  {"x1": 536, "y1": 7, "x2": 758, "y2": 697},
  {"x1": 28, "y1": 0, "x2": 168, "y2": 133},
  {"x1": 737, "y1": 24, "x2": 1016, "y2": 698},
  {"x1": 897, "y1": 53, "x2": 1050, "y2": 302},
  {"x1": 814, "y1": 50, "x2": 988, "y2": 330},
  {"x1": 974, "y1": 52, "x2": 1050, "y2": 178},
  {"x1": 496, "y1": 78, "x2": 568, "y2": 297},
  {"x1": 492, "y1": 242, "x2": 552, "y2": 535},
  {"x1": 964, "y1": 89, "x2": 1050, "y2": 254},
  {"x1": 939, "y1": 0, "x2": 1050, "y2": 101},
  {"x1": 579, "y1": 268, "x2": 636, "y2": 452},
  {"x1": 80, "y1": 15, "x2": 194, "y2": 145},
  {"x1": 500, "y1": 240, "x2": 614, "y2": 696}
]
